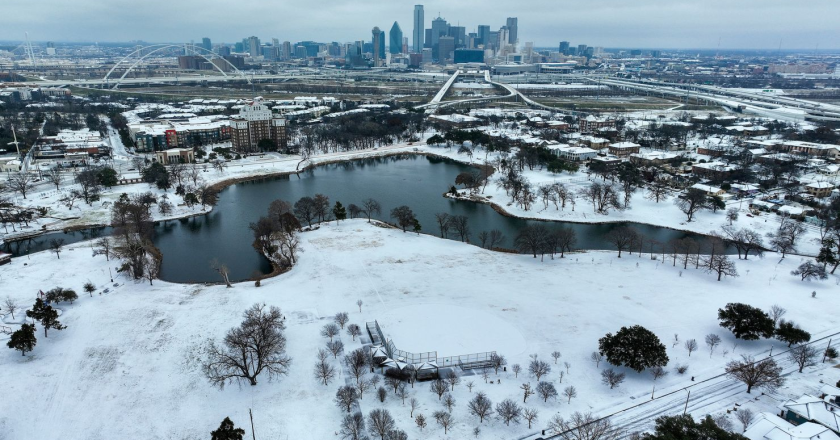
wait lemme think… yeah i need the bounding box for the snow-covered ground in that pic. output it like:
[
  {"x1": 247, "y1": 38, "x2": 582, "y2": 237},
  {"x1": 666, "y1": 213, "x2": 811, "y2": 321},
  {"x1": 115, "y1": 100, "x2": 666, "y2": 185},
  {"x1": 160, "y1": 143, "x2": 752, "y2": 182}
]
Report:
[{"x1": 1, "y1": 221, "x2": 838, "y2": 439}]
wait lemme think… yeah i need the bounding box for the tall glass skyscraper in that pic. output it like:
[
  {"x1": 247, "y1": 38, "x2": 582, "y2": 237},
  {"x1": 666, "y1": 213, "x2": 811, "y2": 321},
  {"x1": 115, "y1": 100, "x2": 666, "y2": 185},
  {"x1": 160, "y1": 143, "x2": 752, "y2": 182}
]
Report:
[
  {"x1": 413, "y1": 5, "x2": 424, "y2": 53},
  {"x1": 389, "y1": 22, "x2": 403, "y2": 54}
]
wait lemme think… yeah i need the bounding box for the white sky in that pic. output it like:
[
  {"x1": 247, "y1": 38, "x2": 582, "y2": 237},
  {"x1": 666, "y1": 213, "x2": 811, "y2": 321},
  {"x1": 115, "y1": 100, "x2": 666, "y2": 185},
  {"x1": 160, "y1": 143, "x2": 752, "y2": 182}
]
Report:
[{"x1": 3, "y1": 0, "x2": 839, "y2": 50}]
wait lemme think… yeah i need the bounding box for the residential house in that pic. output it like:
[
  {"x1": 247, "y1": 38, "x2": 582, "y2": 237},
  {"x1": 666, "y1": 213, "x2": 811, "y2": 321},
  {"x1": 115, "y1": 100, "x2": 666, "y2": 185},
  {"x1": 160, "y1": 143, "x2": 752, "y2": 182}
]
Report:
[
  {"x1": 608, "y1": 141, "x2": 641, "y2": 157},
  {"x1": 744, "y1": 412, "x2": 839, "y2": 440}
]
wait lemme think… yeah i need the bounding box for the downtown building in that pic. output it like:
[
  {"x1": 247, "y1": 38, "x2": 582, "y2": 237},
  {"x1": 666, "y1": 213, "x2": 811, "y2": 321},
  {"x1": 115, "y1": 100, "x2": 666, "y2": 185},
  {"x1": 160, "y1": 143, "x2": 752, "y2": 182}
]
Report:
[{"x1": 229, "y1": 100, "x2": 288, "y2": 153}]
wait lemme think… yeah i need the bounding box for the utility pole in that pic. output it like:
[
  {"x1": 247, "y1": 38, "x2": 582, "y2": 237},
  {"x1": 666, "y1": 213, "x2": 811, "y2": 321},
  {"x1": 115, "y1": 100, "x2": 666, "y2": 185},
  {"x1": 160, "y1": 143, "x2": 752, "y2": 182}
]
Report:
[
  {"x1": 8, "y1": 125, "x2": 22, "y2": 157},
  {"x1": 249, "y1": 408, "x2": 256, "y2": 440},
  {"x1": 823, "y1": 338, "x2": 832, "y2": 363},
  {"x1": 683, "y1": 390, "x2": 691, "y2": 415}
]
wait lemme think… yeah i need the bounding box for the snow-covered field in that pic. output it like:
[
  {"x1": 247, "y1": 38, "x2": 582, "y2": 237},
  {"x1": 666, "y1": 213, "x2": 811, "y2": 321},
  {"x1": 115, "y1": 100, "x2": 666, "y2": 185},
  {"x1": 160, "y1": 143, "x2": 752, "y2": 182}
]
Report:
[{"x1": 1, "y1": 221, "x2": 838, "y2": 440}]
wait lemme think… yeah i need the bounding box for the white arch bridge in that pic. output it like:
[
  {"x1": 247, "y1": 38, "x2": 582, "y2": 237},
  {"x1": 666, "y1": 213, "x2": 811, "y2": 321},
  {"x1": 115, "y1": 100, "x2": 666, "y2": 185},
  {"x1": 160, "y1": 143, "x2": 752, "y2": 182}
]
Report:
[{"x1": 103, "y1": 44, "x2": 251, "y2": 89}]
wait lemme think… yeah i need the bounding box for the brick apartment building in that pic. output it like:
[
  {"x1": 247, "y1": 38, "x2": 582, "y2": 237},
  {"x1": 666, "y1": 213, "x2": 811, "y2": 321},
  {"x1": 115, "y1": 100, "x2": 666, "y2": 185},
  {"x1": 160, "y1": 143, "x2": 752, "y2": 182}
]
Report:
[{"x1": 230, "y1": 100, "x2": 288, "y2": 153}]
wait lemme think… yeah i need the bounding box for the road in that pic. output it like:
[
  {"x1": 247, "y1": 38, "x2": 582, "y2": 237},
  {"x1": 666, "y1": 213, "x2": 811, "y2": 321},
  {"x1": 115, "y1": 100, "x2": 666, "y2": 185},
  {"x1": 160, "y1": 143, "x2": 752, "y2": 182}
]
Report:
[{"x1": 518, "y1": 331, "x2": 840, "y2": 440}]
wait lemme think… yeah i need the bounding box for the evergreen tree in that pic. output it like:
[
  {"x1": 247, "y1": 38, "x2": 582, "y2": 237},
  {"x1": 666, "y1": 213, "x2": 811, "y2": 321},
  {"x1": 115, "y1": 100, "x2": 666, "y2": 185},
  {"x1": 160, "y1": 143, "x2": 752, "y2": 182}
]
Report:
[
  {"x1": 413, "y1": 218, "x2": 422, "y2": 235},
  {"x1": 210, "y1": 417, "x2": 245, "y2": 440},
  {"x1": 26, "y1": 298, "x2": 66, "y2": 337},
  {"x1": 598, "y1": 325, "x2": 669, "y2": 372},
  {"x1": 775, "y1": 321, "x2": 811, "y2": 347},
  {"x1": 7, "y1": 323, "x2": 37, "y2": 356},
  {"x1": 718, "y1": 303, "x2": 775, "y2": 340},
  {"x1": 332, "y1": 202, "x2": 347, "y2": 224},
  {"x1": 641, "y1": 415, "x2": 749, "y2": 440}
]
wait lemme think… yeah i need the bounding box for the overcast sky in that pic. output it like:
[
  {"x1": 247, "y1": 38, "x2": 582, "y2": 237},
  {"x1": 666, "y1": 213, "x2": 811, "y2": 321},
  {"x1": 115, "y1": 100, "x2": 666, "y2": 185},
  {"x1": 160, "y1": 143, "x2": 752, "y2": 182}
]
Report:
[{"x1": 3, "y1": 0, "x2": 839, "y2": 50}]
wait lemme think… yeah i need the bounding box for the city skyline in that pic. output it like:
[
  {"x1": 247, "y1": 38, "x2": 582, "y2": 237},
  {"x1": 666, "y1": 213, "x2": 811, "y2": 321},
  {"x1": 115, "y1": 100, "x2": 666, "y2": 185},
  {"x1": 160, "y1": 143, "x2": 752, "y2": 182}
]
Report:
[{"x1": 2, "y1": 0, "x2": 840, "y2": 50}]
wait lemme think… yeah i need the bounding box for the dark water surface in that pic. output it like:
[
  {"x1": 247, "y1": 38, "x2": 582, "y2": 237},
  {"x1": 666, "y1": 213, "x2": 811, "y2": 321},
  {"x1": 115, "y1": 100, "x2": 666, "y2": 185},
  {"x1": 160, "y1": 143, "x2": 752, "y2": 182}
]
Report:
[{"x1": 5, "y1": 155, "x2": 714, "y2": 283}]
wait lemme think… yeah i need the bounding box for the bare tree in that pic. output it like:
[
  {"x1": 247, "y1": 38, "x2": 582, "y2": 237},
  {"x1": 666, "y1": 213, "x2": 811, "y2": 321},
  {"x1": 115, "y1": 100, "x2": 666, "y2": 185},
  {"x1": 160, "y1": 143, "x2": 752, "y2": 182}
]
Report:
[
  {"x1": 361, "y1": 198, "x2": 382, "y2": 223},
  {"x1": 601, "y1": 368, "x2": 626, "y2": 389},
  {"x1": 357, "y1": 299, "x2": 363, "y2": 312},
  {"x1": 210, "y1": 259, "x2": 232, "y2": 287},
  {"x1": 521, "y1": 382, "x2": 535, "y2": 403},
  {"x1": 735, "y1": 409, "x2": 755, "y2": 432},
  {"x1": 367, "y1": 409, "x2": 395, "y2": 440},
  {"x1": 685, "y1": 339, "x2": 698, "y2": 356},
  {"x1": 524, "y1": 407, "x2": 539, "y2": 429},
  {"x1": 334, "y1": 312, "x2": 349, "y2": 329},
  {"x1": 433, "y1": 410, "x2": 454, "y2": 434},
  {"x1": 202, "y1": 304, "x2": 291, "y2": 388},
  {"x1": 410, "y1": 397, "x2": 419, "y2": 417},
  {"x1": 564, "y1": 361, "x2": 571, "y2": 374},
  {"x1": 445, "y1": 370, "x2": 461, "y2": 391},
  {"x1": 347, "y1": 323, "x2": 362, "y2": 341},
  {"x1": 335, "y1": 385, "x2": 359, "y2": 412},
  {"x1": 705, "y1": 334, "x2": 722, "y2": 357},
  {"x1": 512, "y1": 364, "x2": 522, "y2": 378},
  {"x1": 430, "y1": 379, "x2": 448, "y2": 400},
  {"x1": 768, "y1": 305, "x2": 787, "y2": 327},
  {"x1": 49, "y1": 238, "x2": 65, "y2": 259},
  {"x1": 356, "y1": 378, "x2": 372, "y2": 400},
  {"x1": 537, "y1": 381, "x2": 558, "y2": 402},
  {"x1": 449, "y1": 214, "x2": 471, "y2": 242},
  {"x1": 488, "y1": 229, "x2": 506, "y2": 249},
  {"x1": 415, "y1": 413, "x2": 427, "y2": 430},
  {"x1": 563, "y1": 385, "x2": 578, "y2": 403},
  {"x1": 93, "y1": 237, "x2": 113, "y2": 261},
  {"x1": 552, "y1": 351, "x2": 562, "y2": 364},
  {"x1": 547, "y1": 411, "x2": 618, "y2": 440},
  {"x1": 468, "y1": 392, "x2": 494, "y2": 423},
  {"x1": 314, "y1": 357, "x2": 337, "y2": 386},
  {"x1": 466, "y1": 380, "x2": 475, "y2": 392},
  {"x1": 605, "y1": 226, "x2": 637, "y2": 257},
  {"x1": 706, "y1": 255, "x2": 739, "y2": 281},
  {"x1": 529, "y1": 359, "x2": 551, "y2": 380},
  {"x1": 490, "y1": 353, "x2": 507, "y2": 374},
  {"x1": 340, "y1": 412, "x2": 366, "y2": 440},
  {"x1": 396, "y1": 383, "x2": 409, "y2": 404},
  {"x1": 645, "y1": 177, "x2": 670, "y2": 203},
  {"x1": 7, "y1": 173, "x2": 35, "y2": 199},
  {"x1": 726, "y1": 207, "x2": 739, "y2": 225},
  {"x1": 591, "y1": 351, "x2": 604, "y2": 367},
  {"x1": 377, "y1": 386, "x2": 387, "y2": 402},
  {"x1": 434, "y1": 212, "x2": 451, "y2": 238},
  {"x1": 442, "y1": 393, "x2": 456, "y2": 412},
  {"x1": 44, "y1": 167, "x2": 63, "y2": 190},
  {"x1": 675, "y1": 188, "x2": 708, "y2": 222},
  {"x1": 3, "y1": 297, "x2": 18, "y2": 320},
  {"x1": 321, "y1": 323, "x2": 340, "y2": 341},
  {"x1": 327, "y1": 340, "x2": 344, "y2": 358},
  {"x1": 495, "y1": 399, "x2": 523, "y2": 426},
  {"x1": 788, "y1": 344, "x2": 819, "y2": 373},
  {"x1": 725, "y1": 355, "x2": 784, "y2": 393}
]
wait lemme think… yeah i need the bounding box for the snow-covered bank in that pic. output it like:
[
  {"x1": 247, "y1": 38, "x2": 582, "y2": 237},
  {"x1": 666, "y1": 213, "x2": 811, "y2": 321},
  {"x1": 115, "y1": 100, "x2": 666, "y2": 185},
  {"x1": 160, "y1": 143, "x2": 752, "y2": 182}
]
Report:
[{"x1": 1, "y1": 221, "x2": 838, "y2": 439}]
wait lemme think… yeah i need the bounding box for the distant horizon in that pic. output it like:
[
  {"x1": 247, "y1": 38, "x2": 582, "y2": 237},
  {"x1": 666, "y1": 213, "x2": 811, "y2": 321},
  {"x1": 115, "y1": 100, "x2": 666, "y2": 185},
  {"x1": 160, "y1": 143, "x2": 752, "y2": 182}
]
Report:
[
  {"x1": 2, "y1": 40, "x2": 839, "y2": 54},
  {"x1": 2, "y1": 0, "x2": 838, "y2": 51}
]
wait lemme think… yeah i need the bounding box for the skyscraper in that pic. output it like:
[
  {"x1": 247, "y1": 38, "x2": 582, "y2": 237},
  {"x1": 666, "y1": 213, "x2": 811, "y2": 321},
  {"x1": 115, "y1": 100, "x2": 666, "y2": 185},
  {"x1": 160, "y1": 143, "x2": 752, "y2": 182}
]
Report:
[
  {"x1": 506, "y1": 17, "x2": 518, "y2": 45},
  {"x1": 372, "y1": 27, "x2": 382, "y2": 66},
  {"x1": 438, "y1": 36, "x2": 455, "y2": 63},
  {"x1": 389, "y1": 22, "x2": 403, "y2": 54},
  {"x1": 559, "y1": 41, "x2": 570, "y2": 55},
  {"x1": 413, "y1": 5, "x2": 424, "y2": 53},
  {"x1": 248, "y1": 36, "x2": 260, "y2": 57},
  {"x1": 447, "y1": 26, "x2": 465, "y2": 47},
  {"x1": 431, "y1": 16, "x2": 448, "y2": 47},
  {"x1": 201, "y1": 37, "x2": 211, "y2": 51},
  {"x1": 477, "y1": 25, "x2": 490, "y2": 47}
]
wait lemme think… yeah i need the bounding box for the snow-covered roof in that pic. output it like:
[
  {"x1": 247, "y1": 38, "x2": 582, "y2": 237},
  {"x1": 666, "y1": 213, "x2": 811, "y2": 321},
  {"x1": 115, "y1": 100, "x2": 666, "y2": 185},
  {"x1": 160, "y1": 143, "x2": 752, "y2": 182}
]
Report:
[
  {"x1": 744, "y1": 412, "x2": 839, "y2": 440},
  {"x1": 806, "y1": 182, "x2": 835, "y2": 189},
  {"x1": 783, "y1": 395, "x2": 840, "y2": 433},
  {"x1": 609, "y1": 141, "x2": 640, "y2": 149}
]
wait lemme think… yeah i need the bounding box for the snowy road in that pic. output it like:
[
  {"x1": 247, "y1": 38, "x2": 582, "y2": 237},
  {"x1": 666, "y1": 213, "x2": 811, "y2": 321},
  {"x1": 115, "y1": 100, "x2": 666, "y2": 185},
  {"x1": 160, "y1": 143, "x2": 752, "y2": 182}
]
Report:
[{"x1": 520, "y1": 332, "x2": 840, "y2": 439}]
